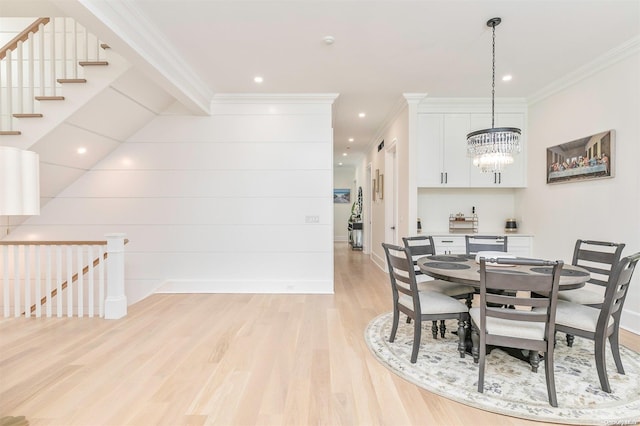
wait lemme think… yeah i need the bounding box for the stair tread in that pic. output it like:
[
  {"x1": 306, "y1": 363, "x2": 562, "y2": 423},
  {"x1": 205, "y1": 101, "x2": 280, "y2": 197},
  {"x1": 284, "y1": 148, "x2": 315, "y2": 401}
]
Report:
[
  {"x1": 35, "y1": 96, "x2": 65, "y2": 100},
  {"x1": 13, "y1": 113, "x2": 43, "y2": 118},
  {"x1": 79, "y1": 61, "x2": 108, "y2": 66},
  {"x1": 57, "y1": 78, "x2": 87, "y2": 83},
  {"x1": 0, "y1": 131, "x2": 22, "y2": 135}
]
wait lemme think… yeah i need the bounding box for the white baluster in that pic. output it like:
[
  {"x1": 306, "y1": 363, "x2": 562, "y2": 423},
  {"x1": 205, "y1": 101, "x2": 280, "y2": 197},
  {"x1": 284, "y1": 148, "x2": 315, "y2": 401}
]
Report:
[
  {"x1": 17, "y1": 40, "x2": 24, "y2": 115},
  {"x1": 99, "y1": 245, "x2": 105, "y2": 317},
  {"x1": 28, "y1": 32, "x2": 35, "y2": 113},
  {"x1": 6, "y1": 50, "x2": 13, "y2": 130},
  {"x1": 39, "y1": 23, "x2": 45, "y2": 97},
  {"x1": 66, "y1": 245, "x2": 73, "y2": 317},
  {"x1": 87, "y1": 245, "x2": 94, "y2": 317},
  {"x1": 13, "y1": 245, "x2": 20, "y2": 317},
  {"x1": 56, "y1": 245, "x2": 62, "y2": 317},
  {"x1": 2, "y1": 246, "x2": 8, "y2": 318},
  {"x1": 24, "y1": 245, "x2": 31, "y2": 317},
  {"x1": 45, "y1": 245, "x2": 52, "y2": 317},
  {"x1": 105, "y1": 234, "x2": 127, "y2": 319},
  {"x1": 35, "y1": 245, "x2": 41, "y2": 318}
]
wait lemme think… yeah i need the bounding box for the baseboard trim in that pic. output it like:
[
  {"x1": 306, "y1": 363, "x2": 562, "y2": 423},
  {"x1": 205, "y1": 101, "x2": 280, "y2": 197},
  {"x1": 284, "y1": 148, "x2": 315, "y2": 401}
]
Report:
[
  {"x1": 621, "y1": 308, "x2": 640, "y2": 336},
  {"x1": 155, "y1": 279, "x2": 334, "y2": 294}
]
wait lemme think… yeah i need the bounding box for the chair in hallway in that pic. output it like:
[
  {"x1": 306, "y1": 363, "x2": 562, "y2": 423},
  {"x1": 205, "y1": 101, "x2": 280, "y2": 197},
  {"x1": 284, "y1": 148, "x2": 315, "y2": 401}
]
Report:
[
  {"x1": 470, "y1": 257, "x2": 563, "y2": 407},
  {"x1": 403, "y1": 236, "x2": 475, "y2": 337},
  {"x1": 465, "y1": 235, "x2": 508, "y2": 255},
  {"x1": 382, "y1": 243, "x2": 469, "y2": 363},
  {"x1": 554, "y1": 251, "x2": 640, "y2": 393}
]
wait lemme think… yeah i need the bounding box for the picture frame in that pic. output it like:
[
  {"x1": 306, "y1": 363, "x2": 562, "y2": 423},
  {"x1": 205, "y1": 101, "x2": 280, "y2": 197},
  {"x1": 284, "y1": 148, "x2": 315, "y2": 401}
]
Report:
[
  {"x1": 372, "y1": 179, "x2": 376, "y2": 201},
  {"x1": 333, "y1": 188, "x2": 350, "y2": 204},
  {"x1": 378, "y1": 174, "x2": 384, "y2": 200},
  {"x1": 375, "y1": 169, "x2": 380, "y2": 192},
  {"x1": 546, "y1": 130, "x2": 614, "y2": 184}
]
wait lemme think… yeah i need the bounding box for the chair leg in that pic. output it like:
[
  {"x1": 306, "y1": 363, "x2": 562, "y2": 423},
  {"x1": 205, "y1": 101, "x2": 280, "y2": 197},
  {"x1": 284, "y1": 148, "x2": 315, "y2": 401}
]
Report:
[
  {"x1": 457, "y1": 319, "x2": 466, "y2": 358},
  {"x1": 439, "y1": 320, "x2": 446, "y2": 338},
  {"x1": 431, "y1": 321, "x2": 438, "y2": 339},
  {"x1": 389, "y1": 306, "x2": 400, "y2": 343},
  {"x1": 566, "y1": 333, "x2": 574, "y2": 347},
  {"x1": 529, "y1": 350, "x2": 540, "y2": 373},
  {"x1": 595, "y1": 334, "x2": 612, "y2": 393},
  {"x1": 471, "y1": 324, "x2": 479, "y2": 364},
  {"x1": 465, "y1": 293, "x2": 473, "y2": 309},
  {"x1": 544, "y1": 346, "x2": 558, "y2": 407},
  {"x1": 411, "y1": 318, "x2": 422, "y2": 363},
  {"x1": 406, "y1": 316, "x2": 412, "y2": 324},
  {"x1": 477, "y1": 334, "x2": 486, "y2": 393},
  {"x1": 609, "y1": 326, "x2": 625, "y2": 375}
]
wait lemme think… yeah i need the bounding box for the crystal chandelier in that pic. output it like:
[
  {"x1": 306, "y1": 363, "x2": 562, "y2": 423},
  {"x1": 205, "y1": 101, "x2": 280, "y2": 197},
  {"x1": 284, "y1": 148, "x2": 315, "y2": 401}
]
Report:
[{"x1": 467, "y1": 17, "x2": 521, "y2": 173}]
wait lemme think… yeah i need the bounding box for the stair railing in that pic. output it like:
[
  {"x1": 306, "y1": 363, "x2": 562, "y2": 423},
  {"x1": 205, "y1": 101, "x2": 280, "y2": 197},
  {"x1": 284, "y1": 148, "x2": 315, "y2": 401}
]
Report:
[
  {"x1": 0, "y1": 234, "x2": 128, "y2": 319},
  {"x1": 0, "y1": 17, "x2": 107, "y2": 133}
]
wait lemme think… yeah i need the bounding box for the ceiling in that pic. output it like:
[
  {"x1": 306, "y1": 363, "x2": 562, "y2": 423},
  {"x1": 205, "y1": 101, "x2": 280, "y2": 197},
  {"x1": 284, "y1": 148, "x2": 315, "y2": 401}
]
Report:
[{"x1": 3, "y1": 1, "x2": 639, "y2": 169}]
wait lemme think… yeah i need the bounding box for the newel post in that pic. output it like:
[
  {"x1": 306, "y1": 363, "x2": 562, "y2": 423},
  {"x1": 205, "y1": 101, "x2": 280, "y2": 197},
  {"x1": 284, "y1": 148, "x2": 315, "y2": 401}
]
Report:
[{"x1": 105, "y1": 233, "x2": 127, "y2": 319}]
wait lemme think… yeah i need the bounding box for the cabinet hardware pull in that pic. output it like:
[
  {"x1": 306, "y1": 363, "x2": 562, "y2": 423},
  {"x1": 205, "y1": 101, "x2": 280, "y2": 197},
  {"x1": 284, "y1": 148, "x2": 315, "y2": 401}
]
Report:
[
  {"x1": 445, "y1": 172, "x2": 448, "y2": 184},
  {"x1": 440, "y1": 172, "x2": 443, "y2": 184}
]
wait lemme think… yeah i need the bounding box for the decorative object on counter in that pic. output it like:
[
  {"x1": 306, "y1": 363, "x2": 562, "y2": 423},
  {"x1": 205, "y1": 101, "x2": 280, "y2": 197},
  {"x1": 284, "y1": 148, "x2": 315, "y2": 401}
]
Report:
[
  {"x1": 449, "y1": 214, "x2": 478, "y2": 233},
  {"x1": 365, "y1": 313, "x2": 640, "y2": 425},
  {"x1": 466, "y1": 17, "x2": 521, "y2": 173},
  {"x1": 417, "y1": 218, "x2": 422, "y2": 233},
  {"x1": 546, "y1": 129, "x2": 614, "y2": 184},
  {"x1": 505, "y1": 218, "x2": 518, "y2": 233}
]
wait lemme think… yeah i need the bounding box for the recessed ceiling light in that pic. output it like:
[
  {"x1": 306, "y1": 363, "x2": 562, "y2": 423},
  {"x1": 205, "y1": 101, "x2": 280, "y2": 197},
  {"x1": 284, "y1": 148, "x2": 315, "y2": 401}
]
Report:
[
  {"x1": 348, "y1": 138, "x2": 354, "y2": 142},
  {"x1": 502, "y1": 75, "x2": 512, "y2": 81},
  {"x1": 254, "y1": 76, "x2": 263, "y2": 83},
  {"x1": 77, "y1": 147, "x2": 87, "y2": 154},
  {"x1": 323, "y1": 35, "x2": 335, "y2": 45},
  {"x1": 342, "y1": 152, "x2": 347, "y2": 156},
  {"x1": 358, "y1": 112, "x2": 366, "y2": 118}
]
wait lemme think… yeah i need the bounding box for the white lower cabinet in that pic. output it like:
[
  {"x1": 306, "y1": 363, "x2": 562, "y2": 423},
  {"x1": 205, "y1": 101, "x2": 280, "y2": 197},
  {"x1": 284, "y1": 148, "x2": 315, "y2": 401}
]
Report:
[
  {"x1": 431, "y1": 234, "x2": 532, "y2": 256},
  {"x1": 432, "y1": 236, "x2": 466, "y2": 254}
]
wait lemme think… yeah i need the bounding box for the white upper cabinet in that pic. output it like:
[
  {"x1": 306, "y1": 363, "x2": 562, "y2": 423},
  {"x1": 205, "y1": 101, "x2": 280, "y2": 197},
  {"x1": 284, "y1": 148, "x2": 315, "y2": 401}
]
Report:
[
  {"x1": 417, "y1": 113, "x2": 470, "y2": 187},
  {"x1": 416, "y1": 100, "x2": 527, "y2": 188},
  {"x1": 468, "y1": 113, "x2": 526, "y2": 187}
]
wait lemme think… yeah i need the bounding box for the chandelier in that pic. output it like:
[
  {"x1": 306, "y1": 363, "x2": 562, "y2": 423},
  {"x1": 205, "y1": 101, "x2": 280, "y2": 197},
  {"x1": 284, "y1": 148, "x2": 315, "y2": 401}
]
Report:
[{"x1": 467, "y1": 17, "x2": 521, "y2": 173}]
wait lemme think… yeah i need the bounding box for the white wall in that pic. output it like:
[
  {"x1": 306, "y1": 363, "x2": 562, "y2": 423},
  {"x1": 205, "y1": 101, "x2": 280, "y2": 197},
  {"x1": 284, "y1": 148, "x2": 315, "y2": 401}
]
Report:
[
  {"x1": 9, "y1": 95, "x2": 337, "y2": 303},
  {"x1": 334, "y1": 167, "x2": 356, "y2": 242},
  {"x1": 519, "y1": 51, "x2": 640, "y2": 333}
]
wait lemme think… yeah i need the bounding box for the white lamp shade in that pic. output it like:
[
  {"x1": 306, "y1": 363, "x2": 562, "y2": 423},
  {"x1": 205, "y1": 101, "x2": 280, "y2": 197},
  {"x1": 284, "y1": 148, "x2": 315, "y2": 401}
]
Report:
[{"x1": 0, "y1": 146, "x2": 40, "y2": 215}]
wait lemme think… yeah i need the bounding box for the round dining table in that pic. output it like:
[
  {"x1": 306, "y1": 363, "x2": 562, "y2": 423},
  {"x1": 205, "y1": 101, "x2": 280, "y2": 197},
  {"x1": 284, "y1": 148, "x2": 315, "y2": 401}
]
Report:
[{"x1": 417, "y1": 254, "x2": 590, "y2": 290}]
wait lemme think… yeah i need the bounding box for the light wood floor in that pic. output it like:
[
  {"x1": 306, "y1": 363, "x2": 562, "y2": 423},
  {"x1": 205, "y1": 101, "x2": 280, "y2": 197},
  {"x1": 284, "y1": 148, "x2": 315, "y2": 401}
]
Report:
[{"x1": 1, "y1": 243, "x2": 638, "y2": 426}]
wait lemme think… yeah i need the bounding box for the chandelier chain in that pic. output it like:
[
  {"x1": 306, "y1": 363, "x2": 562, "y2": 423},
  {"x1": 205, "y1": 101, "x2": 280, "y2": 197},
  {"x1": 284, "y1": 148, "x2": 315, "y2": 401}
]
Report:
[{"x1": 491, "y1": 22, "x2": 496, "y2": 129}]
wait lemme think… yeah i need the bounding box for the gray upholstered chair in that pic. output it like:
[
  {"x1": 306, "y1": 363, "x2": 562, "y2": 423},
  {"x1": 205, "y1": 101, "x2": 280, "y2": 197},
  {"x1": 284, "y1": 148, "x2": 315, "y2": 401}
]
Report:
[
  {"x1": 555, "y1": 251, "x2": 640, "y2": 393},
  {"x1": 470, "y1": 257, "x2": 563, "y2": 407},
  {"x1": 557, "y1": 239, "x2": 625, "y2": 346},
  {"x1": 465, "y1": 235, "x2": 508, "y2": 254},
  {"x1": 403, "y1": 236, "x2": 475, "y2": 336},
  {"x1": 382, "y1": 243, "x2": 469, "y2": 363}
]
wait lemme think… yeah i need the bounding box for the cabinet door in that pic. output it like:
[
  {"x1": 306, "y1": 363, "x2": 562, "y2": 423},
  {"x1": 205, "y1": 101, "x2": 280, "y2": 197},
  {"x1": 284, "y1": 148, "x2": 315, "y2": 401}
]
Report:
[
  {"x1": 495, "y1": 113, "x2": 526, "y2": 187},
  {"x1": 417, "y1": 114, "x2": 445, "y2": 186},
  {"x1": 468, "y1": 113, "x2": 526, "y2": 187},
  {"x1": 442, "y1": 114, "x2": 471, "y2": 187},
  {"x1": 507, "y1": 235, "x2": 532, "y2": 257},
  {"x1": 433, "y1": 236, "x2": 466, "y2": 254}
]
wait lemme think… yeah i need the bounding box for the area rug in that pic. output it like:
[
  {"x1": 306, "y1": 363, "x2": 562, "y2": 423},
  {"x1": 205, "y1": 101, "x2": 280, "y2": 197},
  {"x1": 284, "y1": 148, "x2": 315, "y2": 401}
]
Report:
[{"x1": 365, "y1": 312, "x2": 640, "y2": 425}]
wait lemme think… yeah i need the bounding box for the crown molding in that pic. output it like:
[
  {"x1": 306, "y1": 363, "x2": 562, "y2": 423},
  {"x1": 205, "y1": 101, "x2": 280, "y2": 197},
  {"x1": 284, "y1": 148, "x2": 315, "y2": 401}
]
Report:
[
  {"x1": 528, "y1": 36, "x2": 640, "y2": 106},
  {"x1": 366, "y1": 95, "x2": 409, "y2": 154},
  {"x1": 211, "y1": 93, "x2": 339, "y2": 104},
  {"x1": 416, "y1": 97, "x2": 527, "y2": 113},
  {"x1": 73, "y1": 0, "x2": 213, "y2": 115}
]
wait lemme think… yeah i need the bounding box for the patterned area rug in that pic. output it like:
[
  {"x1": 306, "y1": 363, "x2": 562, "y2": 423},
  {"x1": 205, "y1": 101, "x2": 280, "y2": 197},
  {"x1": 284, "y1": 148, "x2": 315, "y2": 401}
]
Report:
[{"x1": 365, "y1": 312, "x2": 640, "y2": 425}]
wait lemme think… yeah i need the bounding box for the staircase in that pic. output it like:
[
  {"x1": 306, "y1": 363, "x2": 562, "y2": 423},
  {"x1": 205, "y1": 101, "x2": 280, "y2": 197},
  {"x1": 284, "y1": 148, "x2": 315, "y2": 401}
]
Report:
[{"x1": 0, "y1": 16, "x2": 176, "y2": 233}]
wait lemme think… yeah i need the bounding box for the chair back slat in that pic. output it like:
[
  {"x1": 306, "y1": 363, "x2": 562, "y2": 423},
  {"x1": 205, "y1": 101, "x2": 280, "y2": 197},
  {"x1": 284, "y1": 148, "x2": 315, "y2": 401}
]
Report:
[
  {"x1": 572, "y1": 239, "x2": 625, "y2": 288},
  {"x1": 382, "y1": 243, "x2": 420, "y2": 307}
]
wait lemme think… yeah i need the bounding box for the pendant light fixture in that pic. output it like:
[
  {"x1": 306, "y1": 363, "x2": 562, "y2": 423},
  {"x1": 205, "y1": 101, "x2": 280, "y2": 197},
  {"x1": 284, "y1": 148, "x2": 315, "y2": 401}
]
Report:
[{"x1": 467, "y1": 17, "x2": 521, "y2": 173}]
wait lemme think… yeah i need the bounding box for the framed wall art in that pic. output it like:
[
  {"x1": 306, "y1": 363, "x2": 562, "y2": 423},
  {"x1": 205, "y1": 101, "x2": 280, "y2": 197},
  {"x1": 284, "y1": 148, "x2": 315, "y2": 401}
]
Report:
[
  {"x1": 333, "y1": 188, "x2": 350, "y2": 204},
  {"x1": 546, "y1": 130, "x2": 614, "y2": 184}
]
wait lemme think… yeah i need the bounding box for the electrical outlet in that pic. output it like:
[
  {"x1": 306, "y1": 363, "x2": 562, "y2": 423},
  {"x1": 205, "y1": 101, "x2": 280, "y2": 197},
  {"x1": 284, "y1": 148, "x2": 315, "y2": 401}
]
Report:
[{"x1": 305, "y1": 215, "x2": 319, "y2": 223}]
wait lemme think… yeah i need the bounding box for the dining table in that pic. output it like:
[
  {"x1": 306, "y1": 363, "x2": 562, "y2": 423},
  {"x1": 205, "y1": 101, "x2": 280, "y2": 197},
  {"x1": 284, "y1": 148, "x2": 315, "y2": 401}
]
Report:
[
  {"x1": 416, "y1": 253, "x2": 591, "y2": 364},
  {"x1": 417, "y1": 253, "x2": 591, "y2": 290}
]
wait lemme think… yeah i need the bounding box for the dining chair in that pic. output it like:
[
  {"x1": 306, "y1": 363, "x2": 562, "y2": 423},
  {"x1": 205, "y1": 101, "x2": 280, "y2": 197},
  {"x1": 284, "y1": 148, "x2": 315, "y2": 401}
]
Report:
[
  {"x1": 554, "y1": 251, "x2": 640, "y2": 393},
  {"x1": 470, "y1": 257, "x2": 563, "y2": 407},
  {"x1": 557, "y1": 239, "x2": 625, "y2": 346},
  {"x1": 465, "y1": 235, "x2": 508, "y2": 254},
  {"x1": 382, "y1": 243, "x2": 469, "y2": 363},
  {"x1": 403, "y1": 236, "x2": 475, "y2": 336}
]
